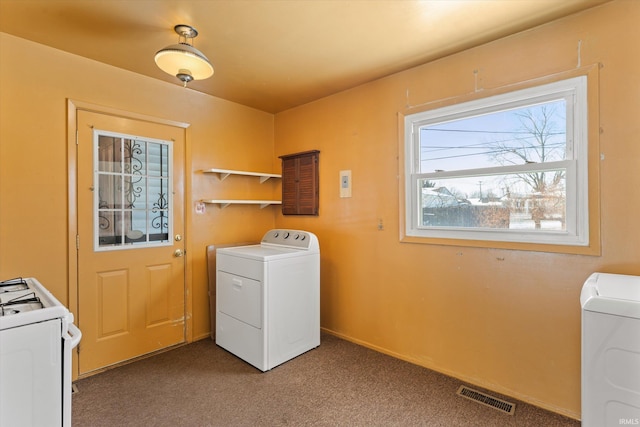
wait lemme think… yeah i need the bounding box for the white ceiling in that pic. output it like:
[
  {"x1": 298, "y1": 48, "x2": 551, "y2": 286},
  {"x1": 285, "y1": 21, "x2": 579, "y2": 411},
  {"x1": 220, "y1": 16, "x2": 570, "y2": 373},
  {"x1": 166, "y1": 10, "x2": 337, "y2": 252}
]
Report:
[{"x1": 0, "y1": 0, "x2": 610, "y2": 113}]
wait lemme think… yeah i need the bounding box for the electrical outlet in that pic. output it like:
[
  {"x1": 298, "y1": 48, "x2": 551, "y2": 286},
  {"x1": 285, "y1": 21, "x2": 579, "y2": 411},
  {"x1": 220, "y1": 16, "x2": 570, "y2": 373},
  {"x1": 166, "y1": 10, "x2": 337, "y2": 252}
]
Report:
[{"x1": 339, "y1": 170, "x2": 352, "y2": 198}]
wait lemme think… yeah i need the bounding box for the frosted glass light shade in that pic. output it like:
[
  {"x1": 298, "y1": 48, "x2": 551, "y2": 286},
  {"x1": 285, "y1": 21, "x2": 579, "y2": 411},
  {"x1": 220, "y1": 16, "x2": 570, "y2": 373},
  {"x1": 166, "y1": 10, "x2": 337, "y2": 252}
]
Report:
[{"x1": 154, "y1": 43, "x2": 214, "y2": 80}]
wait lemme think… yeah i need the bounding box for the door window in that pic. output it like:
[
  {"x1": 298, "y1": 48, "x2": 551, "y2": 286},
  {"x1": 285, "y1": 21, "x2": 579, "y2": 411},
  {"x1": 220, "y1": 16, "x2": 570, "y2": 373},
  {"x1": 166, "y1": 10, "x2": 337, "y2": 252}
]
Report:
[{"x1": 94, "y1": 130, "x2": 173, "y2": 250}]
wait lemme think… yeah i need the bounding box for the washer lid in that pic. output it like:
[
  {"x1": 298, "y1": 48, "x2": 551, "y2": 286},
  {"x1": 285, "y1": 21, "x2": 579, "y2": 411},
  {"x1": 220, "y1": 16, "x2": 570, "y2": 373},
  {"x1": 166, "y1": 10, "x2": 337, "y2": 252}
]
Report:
[
  {"x1": 581, "y1": 272, "x2": 640, "y2": 319},
  {"x1": 216, "y1": 244, "x2": 311, "y2": 261},
  {"x1": 216, "y1": 229, "x2": 319, "y2": 261}
]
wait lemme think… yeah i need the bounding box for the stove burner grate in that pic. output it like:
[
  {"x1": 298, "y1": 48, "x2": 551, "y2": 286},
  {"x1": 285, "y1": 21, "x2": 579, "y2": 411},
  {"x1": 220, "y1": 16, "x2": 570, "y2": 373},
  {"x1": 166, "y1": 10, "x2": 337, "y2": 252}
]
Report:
[
  {"x1": 0, "y1": 277, "x2": 29, "y2": 293},
  {"x1": 0, "y1": 292, "x2": 44, "y2": 316}
]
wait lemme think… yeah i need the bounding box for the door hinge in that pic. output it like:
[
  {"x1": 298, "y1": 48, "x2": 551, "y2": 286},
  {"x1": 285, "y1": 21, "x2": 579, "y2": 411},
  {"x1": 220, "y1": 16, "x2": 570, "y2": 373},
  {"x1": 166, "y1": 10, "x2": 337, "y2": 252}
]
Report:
[
  {"x1": 76, "y1": 235, "x2": 80, "y2": 249},
  {"x1": 75, "y1": 129, "x2": 79, "y2": 145}
]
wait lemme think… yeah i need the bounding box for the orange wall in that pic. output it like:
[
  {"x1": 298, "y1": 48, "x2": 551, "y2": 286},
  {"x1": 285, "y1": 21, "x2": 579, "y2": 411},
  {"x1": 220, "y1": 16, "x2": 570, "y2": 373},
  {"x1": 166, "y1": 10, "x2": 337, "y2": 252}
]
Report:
[
  {"x1": 274, "y1": 1, "x2": 639, "y2": 418},
  {"x1": 0, "y1": 33, "x2": 277, "y2": 341},
  {"x1": 1, "y1": 0, "x2": 638, "y2": 419}
]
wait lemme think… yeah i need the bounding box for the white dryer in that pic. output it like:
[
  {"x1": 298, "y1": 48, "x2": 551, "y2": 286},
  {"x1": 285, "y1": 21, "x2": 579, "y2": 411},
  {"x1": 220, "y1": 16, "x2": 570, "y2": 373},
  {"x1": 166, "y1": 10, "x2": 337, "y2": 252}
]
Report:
[
  {"x1": 215, "y1": 229, "x2": 320, "y2": 371},
  {"x1": 581, "y1": 272, "x2": 640, "y2": 426}
]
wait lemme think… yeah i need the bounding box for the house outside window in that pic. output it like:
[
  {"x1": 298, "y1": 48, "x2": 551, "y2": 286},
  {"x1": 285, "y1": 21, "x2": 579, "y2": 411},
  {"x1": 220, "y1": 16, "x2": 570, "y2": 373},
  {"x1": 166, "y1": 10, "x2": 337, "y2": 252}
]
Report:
[{"x1": 403, "y1": 76, "x2": 588, "y2": 247}]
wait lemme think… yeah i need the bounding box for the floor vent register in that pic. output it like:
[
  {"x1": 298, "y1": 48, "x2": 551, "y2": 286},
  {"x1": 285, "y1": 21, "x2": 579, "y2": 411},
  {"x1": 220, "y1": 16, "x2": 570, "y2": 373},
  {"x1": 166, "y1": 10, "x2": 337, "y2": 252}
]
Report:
[{"x1": 456, "y1": 385, "x2": 516, "y2": 415}]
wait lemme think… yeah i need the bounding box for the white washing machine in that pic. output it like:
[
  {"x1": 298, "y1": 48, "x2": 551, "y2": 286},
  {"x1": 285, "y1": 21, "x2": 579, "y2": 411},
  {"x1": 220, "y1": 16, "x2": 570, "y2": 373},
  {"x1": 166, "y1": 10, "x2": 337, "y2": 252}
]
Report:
[
  {"x1": 215, "y1": 229, "x2": 320, "y2": 371},
  {"x1": 581, "y1": 272, "x2": 640, "y2": 426}
]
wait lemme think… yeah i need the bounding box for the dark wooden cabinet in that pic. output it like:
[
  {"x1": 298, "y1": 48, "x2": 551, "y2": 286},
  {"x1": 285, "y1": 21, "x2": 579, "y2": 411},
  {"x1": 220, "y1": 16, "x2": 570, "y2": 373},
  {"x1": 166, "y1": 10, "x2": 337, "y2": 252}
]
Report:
[{"x1": 279, "y1": 150, "x2": 319, "y2": 215}]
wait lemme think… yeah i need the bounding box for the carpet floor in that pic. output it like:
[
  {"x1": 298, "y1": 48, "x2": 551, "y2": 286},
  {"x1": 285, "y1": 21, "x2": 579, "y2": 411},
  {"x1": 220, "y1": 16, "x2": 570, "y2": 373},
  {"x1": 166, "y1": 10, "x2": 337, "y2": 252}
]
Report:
[{"x1": 72, "y1": 333, "x2": 580, "y2": 426}]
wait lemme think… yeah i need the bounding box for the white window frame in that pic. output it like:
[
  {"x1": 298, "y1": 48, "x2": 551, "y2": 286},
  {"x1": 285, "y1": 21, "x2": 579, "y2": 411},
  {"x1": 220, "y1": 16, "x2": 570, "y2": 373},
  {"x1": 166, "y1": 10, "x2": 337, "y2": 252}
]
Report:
[{"x1": 403, "y1": 76, "x2": 588, "y2": 246}]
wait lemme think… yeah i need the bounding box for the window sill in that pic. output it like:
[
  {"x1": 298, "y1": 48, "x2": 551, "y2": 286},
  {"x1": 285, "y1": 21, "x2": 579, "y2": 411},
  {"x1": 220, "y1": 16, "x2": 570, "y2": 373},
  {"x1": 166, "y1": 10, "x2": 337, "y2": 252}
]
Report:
[{"x1": 399, "y1": 233, "x2": 600, "y2": 256}]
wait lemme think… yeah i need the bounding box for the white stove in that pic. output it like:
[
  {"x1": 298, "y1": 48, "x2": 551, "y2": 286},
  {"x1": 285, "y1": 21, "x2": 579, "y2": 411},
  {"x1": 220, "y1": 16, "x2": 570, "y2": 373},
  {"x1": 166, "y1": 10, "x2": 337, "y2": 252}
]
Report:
[{"x1": 0, "y1": 277, "x2": 82, "y2": 426}]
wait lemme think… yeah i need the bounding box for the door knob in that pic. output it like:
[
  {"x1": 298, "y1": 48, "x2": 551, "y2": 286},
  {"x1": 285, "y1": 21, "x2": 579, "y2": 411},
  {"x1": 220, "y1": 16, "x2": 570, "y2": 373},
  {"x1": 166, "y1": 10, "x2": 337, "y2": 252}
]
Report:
[
  {"x1": 174, "y1": 249, "x2": 184, "y2": 257},
  {"x1": 175, "y1": 234, "x2": 182, "y2": 242}
]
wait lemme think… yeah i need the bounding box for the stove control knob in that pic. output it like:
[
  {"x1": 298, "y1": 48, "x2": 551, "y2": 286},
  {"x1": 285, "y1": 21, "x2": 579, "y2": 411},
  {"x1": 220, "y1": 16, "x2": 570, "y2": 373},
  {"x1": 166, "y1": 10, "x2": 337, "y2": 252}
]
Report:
[
  {"x1": 283, "y1": 232, "x2": 290, "y2": 239},
  {"x1": 273, "y1": 231, "x2": 279, "y2": 238},
  {"x1": 294, "y1": 234, "x2": 300, "y2": 240}
]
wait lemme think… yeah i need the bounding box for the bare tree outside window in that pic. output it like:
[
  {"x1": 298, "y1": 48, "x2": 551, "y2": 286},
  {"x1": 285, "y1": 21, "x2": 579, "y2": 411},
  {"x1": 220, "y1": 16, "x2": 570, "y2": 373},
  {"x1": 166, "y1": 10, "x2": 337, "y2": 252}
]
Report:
[{"x1": 484, "y1": 104, "x2": 567, "y2": 229}]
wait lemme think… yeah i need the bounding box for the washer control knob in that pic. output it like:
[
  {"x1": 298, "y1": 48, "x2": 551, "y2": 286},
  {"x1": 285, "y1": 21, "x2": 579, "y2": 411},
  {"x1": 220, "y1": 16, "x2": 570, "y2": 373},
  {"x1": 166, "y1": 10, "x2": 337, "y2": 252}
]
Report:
[
  {"x1": 294, "y1": 234, "x2": 300, "y2": 240},
  {"x1": 300, "y1": 235, "x2": 306, "y2": 241},
  {"x1": 273, "y1": 231, "x2": 279, "y2": 238},
  {"x1": 283, "y1": 232, "x2": 290, "y2": 239}
]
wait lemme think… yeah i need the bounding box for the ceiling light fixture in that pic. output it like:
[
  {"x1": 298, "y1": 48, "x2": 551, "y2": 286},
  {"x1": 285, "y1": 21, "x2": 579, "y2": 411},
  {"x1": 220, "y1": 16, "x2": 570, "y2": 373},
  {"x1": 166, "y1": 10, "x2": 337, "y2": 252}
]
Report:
[{"x1": 154, "y1": 24, "x2": 214, "y2": 87}]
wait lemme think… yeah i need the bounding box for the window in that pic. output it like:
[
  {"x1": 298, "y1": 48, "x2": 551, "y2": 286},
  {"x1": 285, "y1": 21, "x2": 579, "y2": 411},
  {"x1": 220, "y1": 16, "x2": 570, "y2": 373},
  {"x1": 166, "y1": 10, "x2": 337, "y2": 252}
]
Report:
[
  {"x1": 403, "y1": 76, "x2": 588, "y2": 246},
  {"x1": 94, "y1": 130, "x2": 173, "y2": 250}
]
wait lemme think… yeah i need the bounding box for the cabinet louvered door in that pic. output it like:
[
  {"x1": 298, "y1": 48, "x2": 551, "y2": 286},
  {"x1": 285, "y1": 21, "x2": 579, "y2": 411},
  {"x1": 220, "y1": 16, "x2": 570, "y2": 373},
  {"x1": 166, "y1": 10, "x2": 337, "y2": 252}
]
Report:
[
  {"x1": 281, "y1": 157, "x2": 299, "y2": 214},
  {"x1": 280, "y1": 150, "x2": 319, "y2": 215}
]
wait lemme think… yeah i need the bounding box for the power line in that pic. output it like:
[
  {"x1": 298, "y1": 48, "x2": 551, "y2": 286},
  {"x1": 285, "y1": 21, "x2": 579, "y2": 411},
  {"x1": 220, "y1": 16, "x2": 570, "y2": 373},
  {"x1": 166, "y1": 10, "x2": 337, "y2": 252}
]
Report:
[
  {"x1": 423, "y1": 141, "x2": 566, "y2": 152},
  {"x1": 421, "y1": 135, "x2": 566, "y2": 153},
  {"x1": 422, "y1": 128, "x2": 565, "y2": 135},
  {"x1": 419, "y1": 143, "x2": 567, "y2": 162}
]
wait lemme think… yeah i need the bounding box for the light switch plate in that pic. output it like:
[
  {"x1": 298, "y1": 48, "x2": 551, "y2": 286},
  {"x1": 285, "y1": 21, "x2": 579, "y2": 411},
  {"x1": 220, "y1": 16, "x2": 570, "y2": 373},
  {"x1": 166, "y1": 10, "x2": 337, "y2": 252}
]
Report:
[{"x1": 340, "y1": 170, "x2": 352, "y2": 198}]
